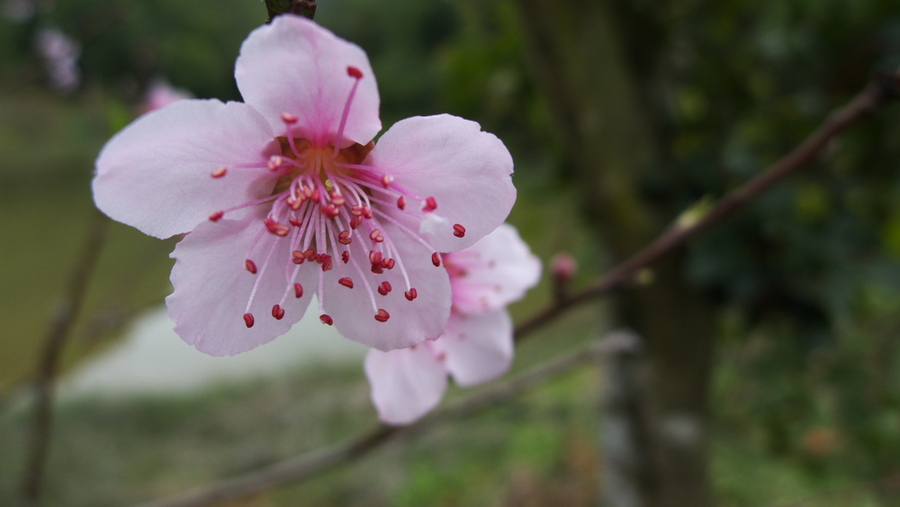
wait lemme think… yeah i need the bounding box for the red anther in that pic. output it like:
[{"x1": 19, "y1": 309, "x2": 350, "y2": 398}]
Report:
[
  {"x1": 265, "y1": 218, "x2": 290, "y2": 236},
  {"x1": 310, "y1": 188, "x2": 321, "y2": 202},
  {"x1": 405, "y1": 288, "x2": 418, "y2": 301},
  {"x1": 287, "y1": 196, "x2": 303, "y2": 210},
  {"x1": 243, "y1": 313, "x2": 255, "y2": 328},
  {"x1": 281, "y1": 112, "x2": 298, "y2": 124},
  {"x1": 432, "y1": 252, "x2": 441, "y2": 267},
  {"x1": 350, "y1": 217, "x2": 363, "y2": 229},
  {"x1": 378, "y1": 281, "x2": 392, "y2": 296},
  {"x1": 291, "y1": 250, "x2": 305, "y2": 264},
  {"x1": 293, "y1": 283, "x2": 304, "y2": 298},
  {"x1": 245, "y1": 259, "x2": 258, "y2": 274},
  {"x1": 369, "y1": 229, "x2": 384, "y2": 243},
  {"x1": 397, "y1": 196, "x2": 406, "y2": 210},
  {"x1": 320, "y1": 314, "x2": 334, "y2": 325},
  {"x1": 268, "y1": 155, "x2": 284, "y2": 171},
  {"x1": 351, "y1": 205, "x2": 364, "y2": 216},
  {"x1": 208, "y1": 211, "x2": 224, "y2": 222},
  {"x1": 211, "y1": 167, "x2": 227, "y2": 178},
  {"x1": 321, "y1": 204, "x2": 340, "y2": 218},
  {"x1": 304, "y1": 249, "x2": 317, "y2": 260},
  {"x1": 369, "y1": 251, "x2": 383, "y2": 265},
  {"x1": 289, "y1": 217, "x2": 304, "y2": 227},
  {"x1": 321, "y1": 255, "x2": 334, "y2": 272},
  {"x1": 347, "y1": 66, "x2": 363, "y2": 79},
  {"x1": 362, "y1": 206, "x2": 374, "y2": 219},
  {"x1": 338, "y1": 230, "x2": 353, "y2": 245},
  {"x1": 338, "y1": 277, "x2": 354, "y2": 289},
  {"x1": 382, "y1": 258, "x2": 396, "y2": 270},
  {"x1": 374, "y1": 309, "x2": 390, "y2": 322},
  {"x1": 330, "y1": 191, "x2": 346, "y2": 206},
  {"x1": 423, "y1": 196, "x2": 438, "y2": 212},
  {"x1": 342, "y1": 251, "x2": 350, "y2": 263},
  {"x1": 381, "y1": 174, "x2": 393, "y2": 188},
  {"x1": 272, "y1": 304, "x2": 285, "y2": 320},
  {"x1": 302, "y1": 185, "x2": 314, "y2": 198},
  {"x1": 371, "y1": 264, "x2": 384, "y2": 274},
  {"x1": 453, "y1": 223, "x2": 466, "y2": 238},
  {"x1": 315, "y1": 254, "x2": 326, "y2": 264}
]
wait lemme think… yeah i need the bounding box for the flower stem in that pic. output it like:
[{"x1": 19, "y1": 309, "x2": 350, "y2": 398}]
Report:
[{"x1": 265, "y1": 0, "x2": 317, "y2": 23}]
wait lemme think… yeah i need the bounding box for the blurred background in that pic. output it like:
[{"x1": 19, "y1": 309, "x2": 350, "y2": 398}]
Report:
[{"x1": 2, "y1": 0, "x2": 900, "y2": 505}]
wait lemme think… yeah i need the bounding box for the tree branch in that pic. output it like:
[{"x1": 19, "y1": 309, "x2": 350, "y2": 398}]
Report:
[
  {"x1": 513, "y1": 70, "x2": 900, "y2": 340},
  {"x1": 135, "y1": 339, "x2": 612, "y2": 507},
  {"x1": 20, "y1": 210, "x2": 111, "y2": 504},
  {"x1": 265, "y1": 0, "x2": 317, "y2": 23}
]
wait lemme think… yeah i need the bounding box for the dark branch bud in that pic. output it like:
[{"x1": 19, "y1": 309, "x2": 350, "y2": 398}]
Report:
[{"x1": 265, "y1": 0, "x2": 317, "y2": 23}]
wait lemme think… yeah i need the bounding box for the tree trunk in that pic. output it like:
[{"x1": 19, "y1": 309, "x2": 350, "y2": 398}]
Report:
[{"x1": 512, "y1": 1, "x2": 715, "y2": 505}]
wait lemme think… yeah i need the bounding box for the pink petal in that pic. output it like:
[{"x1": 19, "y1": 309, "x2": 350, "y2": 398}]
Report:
[
  {"x1": 321, "y1": 223, "x2": 451, "y2": 351},
  {"x1": 441, "y1": 310, "x2": 514, "y2": 387},
  {"x1": 235, "y1": 15, "x2": 380, "y2": 146},
  {"x1": 93, "y1": 99, "x2": 277, "y2": 239},
  {"x1": 364, "y1": 344, "x2": 448, "y2": 425},
  {"x1": 368, "y1": 114, "x2": 515, "y2": 252},
  {"x1": 446, "y1": 223, "x2": 542, "y2": 314},
  {"x1": 166, "y1": 211, "x2": 317, "y2": 356}
]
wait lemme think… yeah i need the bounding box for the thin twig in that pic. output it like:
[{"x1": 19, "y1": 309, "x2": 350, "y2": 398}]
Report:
[
  {"x1": 20, "y1": 210, "x2": 111, "y2": 505},
  {"x1": 135, "y1": 339, "x2": 612, "y2": 507},
  {"x1": 513, "y1": 70, "x2": 900, "y2": 340}
]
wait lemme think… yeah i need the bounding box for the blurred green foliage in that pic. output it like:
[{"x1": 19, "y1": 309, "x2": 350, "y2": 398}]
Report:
[{"x1": 2, "y1": 0, "x2": 900, "y2": 504}]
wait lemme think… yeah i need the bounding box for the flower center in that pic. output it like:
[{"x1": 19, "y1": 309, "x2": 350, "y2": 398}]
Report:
[{"x1": 205, "y1": 66, "x2": 461, "y2": 330}]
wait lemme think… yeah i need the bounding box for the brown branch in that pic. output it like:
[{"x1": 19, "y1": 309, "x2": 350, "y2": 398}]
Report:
[
  {"x1": 265, "y1": 0, "x2": 317, "y2": 23},
  {"x1": 513, "y1": 70, "x2": 900, "y2": 340},
  {"x1": 20, "y1": 210, "x2": 110, "y2": 505},
  {"x1": 134, "y1": 339, "x2": 612, "y2": 507}
]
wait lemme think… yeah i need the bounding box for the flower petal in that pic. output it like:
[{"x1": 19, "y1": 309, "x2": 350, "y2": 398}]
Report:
[
  {"x1": 235, "y1": 15, "x2": 380, "y2": 146},
  {"x1": 446, "y1": 224, "x2": 542, "y2": 314},
  {"x1": 364, "y1": 344, "x2": 447, "y2": 425},
  {"x1": 166, "y1": 211, "x2": 317, "y2": 356},
  {"x1": 93, "y1": 99, "x2": 277, "y2": 239},
  {"x1": 368, "y1": 114, "x2": 515, "y2": 252},
  {"x1": 321, "y1": 222, "x2": 451, "y2": 351},
  {"x1": 441, "y1": 309, "x2": 514, "y2": 387}
]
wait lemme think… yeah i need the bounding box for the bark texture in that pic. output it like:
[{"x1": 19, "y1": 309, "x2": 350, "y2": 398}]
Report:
[{"x1": 512, "y1": 1, "x2": 715, "y2": 505}]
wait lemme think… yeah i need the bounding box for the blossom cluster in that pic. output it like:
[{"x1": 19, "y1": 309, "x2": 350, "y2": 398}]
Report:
[
  {"x1": 366, "y1": 224, "x2": 540, "y2": 424},
  {"x1": 92, "y1": 15, "x2": 538, "y2": 423}
]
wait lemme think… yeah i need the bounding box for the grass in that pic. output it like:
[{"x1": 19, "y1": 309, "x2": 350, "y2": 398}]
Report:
[{"x1": 0, "y1": 356, "x2": 603, "y2": 506}]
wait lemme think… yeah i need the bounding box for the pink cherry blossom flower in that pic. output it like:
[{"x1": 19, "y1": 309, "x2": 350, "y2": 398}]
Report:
[
  {"x1": 140, "y1": 78, "x2": 192, "y2": 114},
  {"x1": 365, "y1": 224, "x2": 541, "y2": 425},
  {"x1": 36, "y1": 26, "x2": 80, "y2": 93},
  {"x1": 92, "y1": 16, "x2": 515, "y2": 356}
]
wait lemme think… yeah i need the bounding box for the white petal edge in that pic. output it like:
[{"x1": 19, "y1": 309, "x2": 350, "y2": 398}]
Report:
[
  {"x1": 365, "y1": 345, "x2": 448, "y2": 425},
  {"x1": 93, "y1": 99, "x2": 277, "y2": 239},
  {"x1": 442, "y1": 309, "x2": 514, "y2": 387},
  {"x1": 235, "y1": 15, "x2": 381, "y2": 146},
  {"x1": 367, "y1": 114, "x2": 516, "y2": 253},
  {"x1": 166, "y1": 211, "x2": 317, "y2": 356}
]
